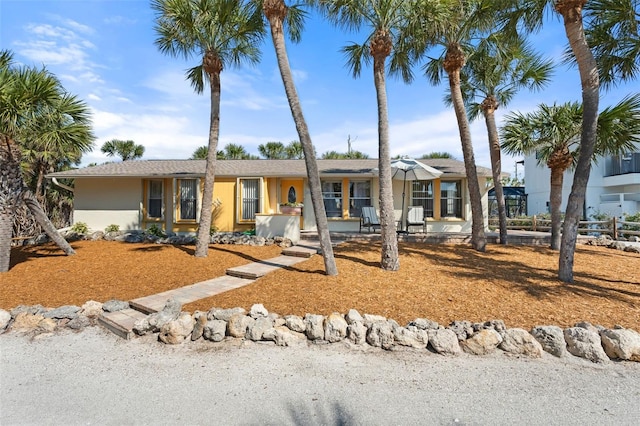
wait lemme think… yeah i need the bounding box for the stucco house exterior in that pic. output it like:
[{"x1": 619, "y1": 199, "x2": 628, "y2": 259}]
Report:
[
  {"x1": 523, "y1": 144, "x2": 640, "y2": 219},
  {"x1": 47, "y1": 158, "x2": 493, "y2": 234}
]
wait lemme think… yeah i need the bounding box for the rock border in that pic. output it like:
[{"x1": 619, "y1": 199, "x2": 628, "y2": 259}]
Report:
[{"x1": 2, "y1": 301, "x2": 639, "y2": 364}]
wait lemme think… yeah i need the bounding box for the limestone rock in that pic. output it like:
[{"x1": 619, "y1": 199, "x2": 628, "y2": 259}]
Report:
[
  {"x1": 133, "y1": 299, "x2": 182, "y2": 335},
  {"x1": 67, "y1": 315, "x2": 91, "y2": 330},
  {"x1": 564, "y1": 327, "x2": 609, "y2": 363},
  {"x1": 203, "y1": 319, "x2": 227, "y2": 342},
  {"x1": 324, "y1": 313, "x2": 348, "y2": 343},
  {"x1": 305, "y1": 314, "x2": 325, "y2": 341},
  {"x1": 366, "y1": 321, "x2": 395, "y2": 350},
  {"x1": 268, "y1": 326, "x2": 306, "y2": 347},
  {"x1": 284, "y1": 315, "x2": 306, "y2": 333},
  {"x1": 11, "y1": 313, "x2": 45, "y2": 330},
  {"x1": 345, "y1": 309, "x2": 363, "y2": 325},
  {"x1": 499, "y1": 328, "x2": 543, "y2": 358},
  {"x1": 0, "y1": 309, "x2": 11, "y2": 332},
  {"x1": 407, "y1": 318, "x2": 439, "y2": 330},
  {"x1": 346, "y1": 321, "x2": 367, "y2": 345},
  {"x1": 249, "y1": 304, "x2": 269, "y2": 319},
  {"x1": 191, "y1": 313, "x2": 208, "y2": 341},
  {"x1": 159, "y1": 312, "x2": 195, "y2": 344},
  {"x1": 574, "y1": 321, "x2": 602, "y2": 334},
  {"x1": 227, "y1": 314, "x2": 253, "y2": 338},
  {"x1": 531, "y1": 326, "x2": 567, "y2": 357},
  {"x1": 363, "y1": 314, "x2": 387, "y2": 326},
  {"x1": 208, "y1": 307, "x2": 246, "y2": 322},
  {"x1": 393, "y1": 326, "x2": 427, "y2": 349},
  {"x1": 461, "y1": 329, "x2": 503, "y2": 355},
  {"x1": 473, "y1": 320, "x2": 506, "y2": 333},
  {"x1": 428, "y1": 329, "x2": 461, "y2": 355},
  {"x1": 44, "y1": 305, "x2": 80, "y2": 320},
  {"x1": 600, "y1": 328, "x2": 640, "y2": 362},
  {"x1": 448, "y1": 320, "x2": 474, "y2": 341},
  {"x1": 247, "y1": 317, "x2": 273, "y2": 341},
  {"x1": 38, "y1": 318, "x2": 57, "y2": 333},
  {"x1": 80, "y1": 301, "x2": 103, "y2": 318},
  {"x1": 102, "y1": 300, "x2": 130, "y2": 313},
  {"x1": 10, "y1": 305, "x2": 46, "y2": 317}
]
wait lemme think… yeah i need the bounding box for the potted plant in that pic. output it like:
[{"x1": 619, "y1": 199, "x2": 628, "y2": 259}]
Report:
[{"x1": 280, "y1": 202, "x2": 303, "y2": 215}]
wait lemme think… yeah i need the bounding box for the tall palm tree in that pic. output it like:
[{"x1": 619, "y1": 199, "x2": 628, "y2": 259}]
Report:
[
  {"x1": 501, "y1": 95, "x2": 640, "y2": 249},
  {"x1": 456, "y1": 37, "x2": 553, "y2": 244},
  {"x1": 218, "y1": 142, "x2": 256, "y2": 159},
  {"x1": 504, "y1": 0, "x2": 634, "y2": 281},
  {"x1": 313, "y1": 0, "x2": 430, "y2": 270},
  {"x1": 152, "y1": 0, "x2": 264, "y2": 258},
  {"x1": 190, "y1": 145, "x2": 209, "y2": 159},
  {"x1": 258, "y1": 141, "x2": 287, "y2": 159},
  {"x1": 285, "y1": 140, "x2": 304, "y2": 159},
  {"x1": 420, "y1": 0, "x2": 499, "y2": 252},
  {"x1": 262, "y1": 0, "x2": 337, "y2": 275},
  {"x1": 0, "y1": 50, "x2": 94, "y2": 272},
  {"x1": 420, "y1": 152, "x2": 456, "y2": 159},
  {"x1": 100, "y1": 139, "x2": 145, "y2": 161}
]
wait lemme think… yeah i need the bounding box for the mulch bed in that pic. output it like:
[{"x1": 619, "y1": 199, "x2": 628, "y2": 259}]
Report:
[{"x1": 3, "y1": 240, "x2": 639, "y2": 331}]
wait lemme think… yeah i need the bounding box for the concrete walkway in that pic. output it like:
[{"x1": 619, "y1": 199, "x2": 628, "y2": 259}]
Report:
[{"x1": 98, "y1": 242, "x2": 323, "y2": 339}]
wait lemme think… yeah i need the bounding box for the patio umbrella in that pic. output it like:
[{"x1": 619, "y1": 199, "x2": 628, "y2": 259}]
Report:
[{"x1": 390, "y1": 158, "x2": 443, "y2": 232}]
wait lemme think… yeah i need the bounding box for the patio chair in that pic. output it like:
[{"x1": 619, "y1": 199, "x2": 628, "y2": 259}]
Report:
[
  {"x1": 360, "y1": 206, "x2": 381, "y2": 233},
  {"x1": 406, "y1": 206, "x2": 426, "y2": 233}
]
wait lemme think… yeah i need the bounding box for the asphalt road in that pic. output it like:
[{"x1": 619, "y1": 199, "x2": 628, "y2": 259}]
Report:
[{"x1": 1, "y1": 327, "x2": 640, "y2": 425}]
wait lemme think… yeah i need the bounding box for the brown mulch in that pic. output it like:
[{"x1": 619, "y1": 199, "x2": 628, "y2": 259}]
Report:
[{"x1": 2, "y1": 240, "x2": 639, "y2": 331}]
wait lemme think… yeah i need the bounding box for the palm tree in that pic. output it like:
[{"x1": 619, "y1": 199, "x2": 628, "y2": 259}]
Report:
[
  {"x1": 218, "y1": 143, "x2": 256, "y2": 159},
  {"x1": 504, "y1": 0, "x2": 631, "y2": 281},
  {"x1": 420, "y1": 0, "x2": 500, "y2": 252},
  {"x1": 420, "y1": 152, "x2": 456, "y2": 159},
  {"x1": 190, "y1": 145, "x2": 209, "y2": 159},
  {"x1": 0, "y1": 50, "x2": 94, "y2": 272},
  {"x1": 320, "y1": 150, "x2": 369, "y2": 159},
  {"x1": 258, "y1": 141, "x2": 287, "y2": 159},
  {"x1": 262, "y1": 0, "x2": 337, "y2": 275},
  {"x1": 100, "y1": 139, "x2": 145, "y2": 161},
  {"x1": 313, "y1": 0, "x2": 432, "y2": 270},
  {"x1": 501, "y1": 96, "x2": 640, "y2": 250},
  {"x1": 285, "y1": 140, "x2": 304, "y2": 159},
  {"x1": 456, "y1": 36, "x2": 553, "y2": 244},
  {"x1": 152, "y1": 0, "x2": 264, "y2": 258}
]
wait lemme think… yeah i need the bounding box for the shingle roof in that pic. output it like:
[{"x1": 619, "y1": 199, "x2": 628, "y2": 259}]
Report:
[{"x1": 46, "y1": 158, "x2": 492, "y2": 179}]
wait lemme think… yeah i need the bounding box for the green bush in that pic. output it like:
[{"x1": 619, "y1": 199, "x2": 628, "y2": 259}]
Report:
[
  {"x1": 71, "y1": 222, "x2": 89, "y2": 234},
  {"x1": 210, "y1": 225, "x2": 219, "y2": 235},
  {"x1": 622, "y1": 212, "x2": 640, "y2": 231},
  {"x1": 105, "y1": 224, "x2": 120, "y2": 233},
  {"x1": 145, "y1": 224, "x2": 165, "y2": 238}
]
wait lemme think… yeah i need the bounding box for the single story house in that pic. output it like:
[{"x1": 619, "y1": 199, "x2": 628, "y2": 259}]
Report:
[{"x1": 47, "y1": 158, "x2": 493, "y2": 234}]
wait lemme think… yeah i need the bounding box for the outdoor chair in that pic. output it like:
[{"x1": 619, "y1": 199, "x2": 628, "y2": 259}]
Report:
[
  {"x1": 406, "y1": 206, "x2": 426, "y2": 233},
  {"x1": 360, "y1": 206, "x2": 381, "y2": 233}
]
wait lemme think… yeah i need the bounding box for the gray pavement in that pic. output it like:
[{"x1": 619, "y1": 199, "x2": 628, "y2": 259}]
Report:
[{"x1": 2, "y1": 327, "x2": 640, "y2": 426}]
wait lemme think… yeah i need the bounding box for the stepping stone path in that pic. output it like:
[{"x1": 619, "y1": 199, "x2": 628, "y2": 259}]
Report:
[{"x1": 99, "y1": 241, "x2": 325, "y2": 339}]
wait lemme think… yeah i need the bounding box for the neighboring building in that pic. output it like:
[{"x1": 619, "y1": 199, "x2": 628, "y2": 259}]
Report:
[
  {"x1": 488, "y1": 186, "x2": 527, "y2": 218},
  {"x1": 47, "y1": 158, "x2": 493, "y2": 234},
  {"x1": 523, "y1": 145, "x2": 640, "y2": 219}
]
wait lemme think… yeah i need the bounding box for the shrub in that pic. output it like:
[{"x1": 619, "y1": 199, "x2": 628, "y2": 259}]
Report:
[
  {"x1": 145, "y1": 224, "x2": 165, "y2": 238},
  {"x1": 622, "y1": 212, "x2": 640, "y2": 232},
  {"x1": 105, "y1": 224, "x2": 120, "y2": 233},
  {"x1": 70, "y1": 222, "x2": 89, "y2": 234}
]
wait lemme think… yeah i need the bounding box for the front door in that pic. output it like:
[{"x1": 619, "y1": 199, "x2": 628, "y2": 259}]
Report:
[{"x1": 280, "y1": 179, "x2": 304, "y2": 228}]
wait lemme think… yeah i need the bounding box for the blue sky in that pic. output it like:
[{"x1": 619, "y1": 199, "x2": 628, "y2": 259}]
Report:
[{"x1": 1, "y1": 1, "x2": 637, "y2": 178}]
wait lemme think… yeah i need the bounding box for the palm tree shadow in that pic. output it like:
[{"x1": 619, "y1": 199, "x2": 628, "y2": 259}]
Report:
[
  {"x1": 9, "y1": 243, "x2": 76, "y2": 268},
  {"x1": 249, "y1": 399, "x2": 357, "y2": 425}
]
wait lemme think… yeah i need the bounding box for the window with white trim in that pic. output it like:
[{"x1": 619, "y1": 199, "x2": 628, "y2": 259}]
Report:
[
  {"x1": 239, "y1": 178, "x2": 261, "y2": 221},
  {"x1": 441, "y1": 180, "x2": 462, "y2": 218},
  {"x1": 178, "y1": 179, "x2": 198, "y2": 221},
  {"x1": 349, "y1": 180, "x2": 371, "y2": 218},
  {"x1": 411, "y1": 180, "x2": 434, "y2": 218},
  {"x1": 322, "y1": 181, "x2": 342, "y2": 218},
  {"x1": 147, "y1": 180, "x2": 164, "y2": 219}
]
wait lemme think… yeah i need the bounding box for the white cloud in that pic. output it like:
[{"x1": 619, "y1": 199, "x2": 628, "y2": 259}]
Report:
[{"x1": 87, "y1": 93, "x2": 101, "y2": 101}]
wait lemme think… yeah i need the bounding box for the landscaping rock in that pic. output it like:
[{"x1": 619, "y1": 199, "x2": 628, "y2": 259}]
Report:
[
  {"x1": 363, "y1": 314, "x2": 387, "y2": 326},
  {"x1": 227, "y1": 314, "x2": 253, "y2": 338},
  {"x1": 428, "y1": 329, "x2": 461, "y2": 355},
  {"x1": 530, "y1": 326, "x2": 567, "y2": 357},
  {"x1": 564, "y1": 327, "x2": 609, "y2": 363},
  {"x1": 0, "y1": 309, "x2": 11, "y2": 332},
  {"x1": 262, "y1": 326, "x2": 305, "y2": 347},
  {"x1": 11, "y1": 313, "x2": 45, "y2": 331},
  {"x1": 448, "y1": 320, "x2": 474, "y2": 341},
  {"x1": 67, "y1": 315, "x2": 91, "y2": 330},
  {"x1": 393, "y1": 326, "x2": 427, "y2": 349},
  {"x1": 499, "y1": 328, "x2": 543, "y2": 358},
  {"x1": 407, "y1": 318, "x2": 439, "y2": 330},
  {"x1": 208, "y1": 307, "x2": 246, "y2": 322},
  {"x1": 249, "y1": 304, "x2": 269, "y2": 319},
  {"x1": 284, "y1": 315, "x2": 306, "y2": 333},
  {"x1": 247, "y1": 317, "x2": 273, "y2": 341},
  {"x1": 133, "y1": 299, "x2": 182, "y2": 335},
  {"x1": 366, "y1": 321, "x2": 395, "y2": 350},
  {"x1": 10, "y1": 305, "x2": 46, "y2": 317},
  {"x1": 346, "y1": 321, "x2": 367, "y2": 345},
  {"x1": 38, "y1": 318, "x2": 57, "y2": 333},
  {"x1": 461, "y1": 329, "x2": 503, "y2": 355},
  {"x1": 305, "y1": 314, "x2": 325, "y2": 341},
  {"x1": 102, "y1": 300, "x2": 130, "y2": 313},
  {"x1": 600, "y1": 328, "x2": 640, "y2": 362},
  {"x1": 80, "y1": 301, "x2": 103, "y2": 318},
  {"x1": 345, "y1": 309, "x2": 363, "y2": 325},
  {"x1": 44, "y1": 305, "x2": 80, "y2": 320},
  {"x1": 203, "y1": 319, "x2": 227, "y2": 342},
  {"x1": 324, "y1": 313, "x2": 348, "y2": 343},
  {"x1": 574, "y1": 321, "x2": 603, "y2": 334},
  {"x1": 191, "y1": 313, "x2": 207, "y2": 341},
  {"x1": 159, "y1": 312, "x2": 195, "y2": 344},
  {"x1": 474, "y1": 320, "x2": 506, "y2": 333}
]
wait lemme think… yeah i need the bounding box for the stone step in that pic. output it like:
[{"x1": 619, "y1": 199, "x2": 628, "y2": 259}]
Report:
[
  {"x1": 98, "y1": 308, "x2": 148, "y2": 340},
  {"x1": 226, "y1": 255, "x2": 309, "y2": 279},
  {"x1": 282, "y1": 244, "x2": 320, "y2": 258}
]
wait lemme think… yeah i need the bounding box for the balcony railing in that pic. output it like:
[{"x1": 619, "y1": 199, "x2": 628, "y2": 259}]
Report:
[{"x1": 605, "y1": 152, "x2": 640, "y2": 176}]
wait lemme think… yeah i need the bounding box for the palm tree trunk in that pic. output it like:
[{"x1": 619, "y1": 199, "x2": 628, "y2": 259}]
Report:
[
  {"x1": 446, "y1": 47, "x2": 486, "y2": 252},
  {"x1": 264, "y1": 0, "x2": 337, "y2": 275},
  {"x1": 482, "y1": 98, "x2": 508, "y2": 244},
  {"x1": 0, "y1": 135, "x2": 21, "y2": 272},
  {"x1": 557, "y1": 1, "x2": 599, "y2": 282},
  {"x1": 22, "y1": 190, "x2": 75, "y2": 256},
  {"x1": 195, "y1": 56, "x2": 222, "y2": 258},
  {"x1": 549, "y1": 167, "x2": 564, "y2": 250},
  {"x1": 372, "y1": 43, "x2": 399, "y2": 271},
  {"x1": 35, "y1": 162, "x2": 46, "y2": 204},
  {"x1": 0, "y1": 211, "x2": 13, "y2": 272}
]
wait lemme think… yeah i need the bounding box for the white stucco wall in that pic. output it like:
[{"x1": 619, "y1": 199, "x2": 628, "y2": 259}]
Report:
[{"x1": 73, "y1": 178, "x2": 142, "y2": 231}]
